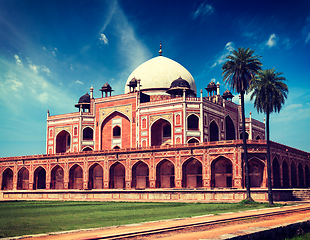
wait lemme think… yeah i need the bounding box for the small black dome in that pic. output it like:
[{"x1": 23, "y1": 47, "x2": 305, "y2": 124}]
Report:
[
  {"x1": 170, "y1": 77, "x2": 190, "y2": 89},
  {"x1": 78, "y1": 92, "x2": 90, "y2": 103}
]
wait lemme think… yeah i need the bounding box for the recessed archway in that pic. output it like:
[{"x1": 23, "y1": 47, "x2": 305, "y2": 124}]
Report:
[
  {"x1": 249, "y1": 158, "x2": 264, "y2": 188},
  {"x1": 305, "y1": 165, "x2": 310, "y2": 188},
  {"x1": 291, "y1": 162, "x2": 297, "y2": 188},
  {"x1": 69, "y1": 164, "x2": 83, "y2": 189},
  {"x1": 156, "y1": 160, "x2": 175, "y2": 188},
  {"x1": 272, "y1": 157, "x2": 281, "y2": 188},
  {"x1": 298, "y1": 163, "x2": 304, "y2": 188},
  {"x1": 188, "y1": 138, "x2": 199, "y2": 144},
  {"x1": 17, "y1": 167, "x2": 29, "y2": 190},
  {"x1": 209, "y1": 121, "x2": 219, "y2": 141},
  {"x1": 132, "y1": 161, "x2": 149, "y2": 189},
  {"x1": 182, "y1": 158, "x2": 202, "y2": 188},
  {"x1": 211, "y1": 157, "x2": 233, "y2": 188},
  {"x1": 89, "y1": 164, "x2": 103, "y2": 189},
  {"x1": 187, "y1": 114, "x2": 199, "y2": 130},
  {"x1": 225, "y1": 116, "x2": 235, "y2": 140},
  {"x1": 109, "y1": 162, "x2": 125, "y2": 189},
  {"x1": 2, "y1": 168, "x2": 13, "y2": 190},
  {"x1": 51, "y1": 165, "x2": 64, "y2": 189},
  {"x1": 83, "y1": 127, "x2": 93, "y2": 140},
  {"x1": 151, "y1": 119, "x2": 171, "y2": 146},
  {"x1": 282, "y1": 160, "x2": 289, "y2": 188},
  {"x1": 56, "y1": 130, "x2": 71, "y2": 153},
  {"x1": 33, "y1": 166, "x2": 46, "y2": 190},
  {"x1": 240, "y1": 132, "x2": 249, "y2": 140}
]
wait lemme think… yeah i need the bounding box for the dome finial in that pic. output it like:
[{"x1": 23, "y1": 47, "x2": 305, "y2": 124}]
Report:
[{"x1": 159, "y1": 41, "x2": 162, "y2": 56}]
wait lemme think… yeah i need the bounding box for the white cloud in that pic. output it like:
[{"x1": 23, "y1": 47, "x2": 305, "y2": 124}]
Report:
[
  {"x1": 75, "y1": 80, "x2": 84, "y2": 85},
  {"x1": 29, "y1": 64, "x2": 39, "y2": 74},
  {"x1": 211, "y1": 42, "x2": 235, "y2": 68},
  {"x1": 193, "y1": 3, "x2": 214, "y2": 19},
  {"x1": 41, "y1": 66, "x2": 51, "y2": 75},
  {"x1": 266, "y1": 34, "x2": 277, "y2": 48},
  {"x1": 99, "y1": 33, "x2": 108, "y2": 44},
  {"x1": 306, "y1": 33, "x2": 310, "y2": 43},
  {"x1": 14, "y1": 54, "x2": 23, "y2": 66},
  {"x1": 52, "y1": 51, "x2": 56, "y2": 57}
]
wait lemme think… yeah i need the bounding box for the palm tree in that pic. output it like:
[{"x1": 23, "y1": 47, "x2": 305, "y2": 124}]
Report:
[
  {"x1": 248, "y1": 68, "x2": 288, "y2": 205},
  {"x1": 222, "y1": 47, "x2": 262, "y2": 201}
]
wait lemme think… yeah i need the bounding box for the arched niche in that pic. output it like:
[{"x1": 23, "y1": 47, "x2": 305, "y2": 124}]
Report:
[
  {"x1": 51, "y1": 165, "x2": 64, "y2": 189},
  {"x1": 17, "y1": 167, "x2": 29, "y2": 190},
  {"x1": 240, "y1": 132, "x2": 249, "y2": 140},
  {"x1": 33, "y1": 166, "x2": 46, "y2": 190},
  {"x1": 56, "y1": 130, "x2": 71, "y2": 153},
  {"x1": 69, "y1": 164, "x2": 83, "y2": 189},
  {"x1": 89, "y1": 164, "x2": 103, "y2": 189},
  {"x1": 209, "y1": 121, "x2": 219, "y2": 141},
  {"x1": 182, "y1": 158, "x2": 202, "y2": 188},
  {"x1": 2, "y1": 168, "x2": 13, "y2": 190},
  {"x1": 249, "y1": 158, "x2": 264, "y2": 187},
  {"x1": 211, "y1": 157, "x2": 233, "y2": 188},
  {"x1": 188, "y1": 138, "x2": 199, "y2": 144},
  {"x1": 132, "y1": 161, "x2": 149, "y2": 189},
  {"x1": 187, "y1": 114, "x2": 199, "y2": 130},
  {"x1": 83, "y1": 127, "x2": 93, "y2": 140},
  {"x1": 305, "y1": 165, "x2": 310, "y2": 188},
  {"x1": 82, "y1": 147, "x2": 93, "y2": 151},
  {"x1": 113, "y1": 126, "x2": 121, "y2": 138},
  {"x1": 225, "y1": 116, "x2": 235, "y2": 140},
  {"x1": 156, "y1": 160, "x2": 175, "y2": 188},
  {"x1": 109, "y1": 162, "x2": 125, "y2": 189},
  {"x1": 151, "y1": 119, "x2": 171, "y2": 146}
]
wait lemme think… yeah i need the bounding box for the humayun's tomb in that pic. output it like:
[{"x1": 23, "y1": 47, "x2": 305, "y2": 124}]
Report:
[{"x1": 1, "y1": 46, "x2": 310, "y2": 202}]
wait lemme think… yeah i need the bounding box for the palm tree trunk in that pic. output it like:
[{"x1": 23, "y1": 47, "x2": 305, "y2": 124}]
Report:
[
  {"x1": 240, "y1": 91, "x2": 252, "y2": 201},
  {"x1": 266, "y1": 111, "x2": 274, "y2": 205}
]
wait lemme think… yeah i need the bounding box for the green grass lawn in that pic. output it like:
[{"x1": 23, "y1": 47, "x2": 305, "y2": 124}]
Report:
[{"x1": 0, "y1": 200, "x2": 280, "y2": 238}]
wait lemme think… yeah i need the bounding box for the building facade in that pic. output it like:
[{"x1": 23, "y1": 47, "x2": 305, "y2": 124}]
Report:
[{"x1": 1, "y1": 51, "x2": 310, "y2": 195}]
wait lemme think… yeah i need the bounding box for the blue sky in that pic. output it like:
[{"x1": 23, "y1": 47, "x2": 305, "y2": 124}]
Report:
[{"x1": 0, "y1": 0, "x2": 309, "y2": 157}]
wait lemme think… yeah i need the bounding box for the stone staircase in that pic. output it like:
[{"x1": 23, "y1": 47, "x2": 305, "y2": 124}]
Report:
[{"x1": 292, "y1": 189, "x2": 310, "y2": 201}]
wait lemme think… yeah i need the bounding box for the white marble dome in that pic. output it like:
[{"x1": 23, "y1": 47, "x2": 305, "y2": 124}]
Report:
[{"x1": 124, "y1": 56, "x2": 197, "y2": 95}]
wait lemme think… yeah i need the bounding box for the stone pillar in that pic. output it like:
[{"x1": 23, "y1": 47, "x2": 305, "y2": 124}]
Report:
[
  {"x1": 46, "y1": 162, "x2": 51, "y2": 190},
  {"x1": 29, "y1": 164, "x2": 33, "y2": 190},
  {"x1": 174, "y1": 153, "x2": 182, "y2": 188},
  {"x1": 64, "y1": 162, "x2": 69, "y2": 189},
  {"x1": 13, "y1": 164, "x2": 17, "y2": 190}
]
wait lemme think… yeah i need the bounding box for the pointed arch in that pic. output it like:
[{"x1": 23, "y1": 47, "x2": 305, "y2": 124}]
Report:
[
  {"x1": 83, "y1": 127, "x2": 93, "y2": 140},
  {"x1": 305, "y1": 164, "x2": 310, "y2": 188},
  {"x1": 33, "y1": 166, "x2": 46, "y2": 190},
  {"x1": 100, "y1": 111, "x2": 131, "y2": 150},
  {"x1": 110, "y1": 162, "x2": 125, "y2": 189},
  {"x1": 17, "y1": 167, "x2": 29, "y2": 190},
  {"x1": 150, "y1": 118, "x2": 172, "y2": 146},
  {"x1": 282, "y1": 160, "x2": 289, "y2": 188},
  {"x1": 209, "y1": 121, "x2": 219, "y2": 141},
  {"x1": 82, "y1": 147, "x2": 93, "y2": 151},
  {"x1": 225, "y1": 115, "x2": 235, "y2": 140},
  {"x1": 51, "y1": 165, "x2": 64, "y2": 189},
  {"x1": 187, "y1": 114, "x2": 199, "y2": 130},
  {"x1": 56, "y1": 130, "x2": 71, "y2": 153},
  {"x1": 248, "y1": 157, "x2": 265, "y2": 187},
  {"x1": 182, "y1": 158, "x2": 202, "y2": 188},
  {"x1": 272, "y1": 157, "x2": 281, "y2": 188},
  {"x1": 298, "y1": 163, "x2": 304, "y2": 188},
  {"x1": 240, "y1": 132, "x2": 249, "y2": 140},
  {"x1": 256, "y1": 135, "x2": 261, "y2": 140},
  {"x1": 89, "y1": 163, "x2": 103, "y2": 189},
  {"x1": 156, "y1": 159, "x2": 175, "y2": 188},
  {"x1": 291, "y1": 161, "x2": 297, "y2": 188},
  {"x1": 2, "y1": 168, "x2": 13, "y2": 190},
  {"x1": 188, "y1": 137, "x2": 199, "y2": 144},
  {"x1": 69, "y1": 164, "x2": 83, "y2": 189},
  {"x1": 211, "y1": 156, "x2": 233, "y2": 188},
  {"x1": 132, "y1": 161, "x2": 149, "y2": 189}
]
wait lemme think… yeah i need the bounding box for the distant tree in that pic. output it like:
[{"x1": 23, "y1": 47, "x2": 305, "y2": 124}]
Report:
[
  {"x1": 222, "y1": 47, "x2": 262, "y2": 201},
  {"x1": 249, "y1": 68, "x2": 288, "y2": 205}
]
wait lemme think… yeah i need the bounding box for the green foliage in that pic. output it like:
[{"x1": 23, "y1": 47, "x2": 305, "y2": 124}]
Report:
[
  {"x1": 0, "y1": 200, "x2": 281, "y2": 238},
  {"x1": 285, "y1": 231, "x2": 310, "y2": 240}
]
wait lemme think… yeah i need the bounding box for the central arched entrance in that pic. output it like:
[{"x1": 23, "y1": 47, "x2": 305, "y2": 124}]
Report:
[
  {"x1": 89, "y1": 164, "x2": 103, "y2": 189},
  {"x1": 132, "y1": 161, "x2": 149, "y2": 189},
  {"x1": 182, "y1": 158, "x2": 202, "y2": 188},
  {"x1": 211, "y1": 157, "x2": 233, "y2": 188},
  {"x1": 151, "y1": 119, "x2": 171, "y2": 146},
  {"x1": 33, "y1": 167, "x2": 46, "y2": 190},
  {"x1": 156, "y1": 160, "x2": 175, "y2": 188},
  {"x1": 110, "y1": 162, "x2": 125, "y2": 189}
]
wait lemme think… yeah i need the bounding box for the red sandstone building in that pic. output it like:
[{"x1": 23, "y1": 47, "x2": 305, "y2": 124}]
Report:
[{"x1": 1, "y1": 49, "x2": 309, "y2": 201}]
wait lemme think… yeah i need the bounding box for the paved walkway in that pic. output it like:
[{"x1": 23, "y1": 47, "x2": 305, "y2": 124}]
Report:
[{"x1": 8, "y1": 202, "x2": 310, "y2": 240}]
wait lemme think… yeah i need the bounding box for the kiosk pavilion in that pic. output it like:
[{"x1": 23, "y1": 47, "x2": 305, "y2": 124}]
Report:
[{"x1": 1, "y1": 47, "x2": 309, "y2": 201}]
